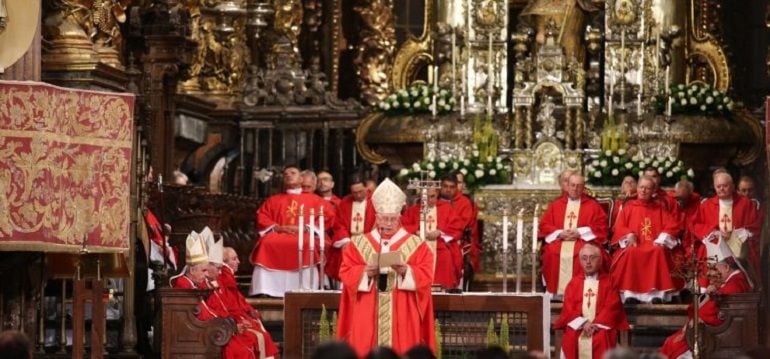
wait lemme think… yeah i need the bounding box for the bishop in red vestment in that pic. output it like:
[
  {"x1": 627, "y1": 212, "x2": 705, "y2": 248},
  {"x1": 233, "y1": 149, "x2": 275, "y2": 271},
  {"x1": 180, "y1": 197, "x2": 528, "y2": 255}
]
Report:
[
  {"x1": 249, "y1": 167, "x2": 335, "y2": 297},
  {"x1": 328, "y1": 179, "x2": 376, "y2": 281},
  {"x1": 337, "y1": 179, "x2": 436, "y2": 357},
  {"x1": 691, "y1": 173, "x2": 760, "y2": 288},
  {"x1": 539, "y1": 175, "x2": 609, "y2": 297},
  {"x1": 401, "y1": 188, "x2": 465, "y2": 289},
  {"x1": 660, "y1": 257, "x2": 751, "y2": 359},
  {"x1": 554, "y1": 244, "x2": 629, "y2": 359},
  {"x1": 611, "y1": 176, "x2": 681, "y2": 303}
]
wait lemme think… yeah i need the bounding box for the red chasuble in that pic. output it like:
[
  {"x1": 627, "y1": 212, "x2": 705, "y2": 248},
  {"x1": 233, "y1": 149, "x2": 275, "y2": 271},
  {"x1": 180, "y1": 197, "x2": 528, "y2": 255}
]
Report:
[
  {"x1": 337, "y1": 228, "x2": 436, "y2": 357},
  {"x1": 539, "y1": 195, "x2": 609, "y2": 295},
  {"x1": 402, "y1": 201, "x2": 465, "y2": 288},
  {"x1": 691, "y1": 195, "x2": 761, "y2": 284},
  {"x1": 250, "y1": 191, "x2": 335, "y2": 270},
  {"x1": 611, "y1": 199, "x2": 681, "y2": 296},
  {"x1": 554, "y1": 272, "x2": 629, "y2": 359},
  {"x1": 659, "y1": 270, "x2": 751, "y2": 359},
  {"x1": 328, "y1": 195, "x2": 377, "y2": 280}
]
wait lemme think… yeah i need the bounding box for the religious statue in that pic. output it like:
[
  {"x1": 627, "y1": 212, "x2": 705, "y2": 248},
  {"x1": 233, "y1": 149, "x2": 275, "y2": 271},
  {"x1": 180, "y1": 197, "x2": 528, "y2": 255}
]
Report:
[
  {"x1": 536, "y1": 96, "x2": 557, "y2": 139},
  {"x1": 520, "y1": 0, "x2": 599, "y2": 62}
]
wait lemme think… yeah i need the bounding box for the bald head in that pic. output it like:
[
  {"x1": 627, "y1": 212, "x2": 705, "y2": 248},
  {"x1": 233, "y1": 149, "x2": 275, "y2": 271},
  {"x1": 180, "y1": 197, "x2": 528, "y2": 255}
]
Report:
[
  {"x1": 223, "y1": 247, "x2": 240, "y2": 272},
  {"x1": 559, "y1": 169, "x2": 575, "y2": 193}
]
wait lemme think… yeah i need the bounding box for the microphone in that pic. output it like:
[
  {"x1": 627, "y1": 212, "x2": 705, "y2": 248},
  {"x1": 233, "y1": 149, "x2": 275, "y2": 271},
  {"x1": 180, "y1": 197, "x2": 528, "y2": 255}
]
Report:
[{"x1": 377, "y1": 272, "x2": 388, "y2": 292}]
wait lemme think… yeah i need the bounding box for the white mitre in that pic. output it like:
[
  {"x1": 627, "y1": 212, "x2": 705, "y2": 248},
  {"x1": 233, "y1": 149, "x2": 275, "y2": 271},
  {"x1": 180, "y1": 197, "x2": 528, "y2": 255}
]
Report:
[
  {"x1": 201, "y1": 226, "x2": 223, "y2": 265},
  {"x1": 185, "y1": 231, "x2": 208, "y2": 266},
  {"x1": 371, "y1": 178, "x2": 406, "y2": 214}
]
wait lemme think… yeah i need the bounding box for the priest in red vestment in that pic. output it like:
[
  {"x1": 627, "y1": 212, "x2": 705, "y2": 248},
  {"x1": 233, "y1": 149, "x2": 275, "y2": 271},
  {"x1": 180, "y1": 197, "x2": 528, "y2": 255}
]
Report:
[
  {"x1": 328, "y1": 177, "x2": 377, "y2": 281},
  {"x1": 691, "y1": 173, "x2": 760, "y2": 289},
  {"x1": 441, "y1": 174, "x2": 474, "y2": 283},
  {"x1": 402, "y1": 188, "x2": 465, "y2": 289},
  {"x1": 610, "y1": 176, "x2": 637, "y2": 229},
  {"x1": 249, "y1": 167, "x2": 335, "y2": 297},
  {"x1": 456, "y1": 172, "x2": 482, "y2": 274},
  {"x1": 337, "y1": 178, "x2": 436, "y2": 357},
  {"x1": 554, "y1": 243, "x2": 629, "y2": 359},
  {"x1": 611, "y1": 176, "x2": 681, "y2": 303},
  {"x1": 669, "y1": 180, "x2": 702, "y2": 253},
  {"x1": 659, "y1": 256, "x2": 751, "y2": 359},
  {"x1": 539, "y1": 174, "x2": 609, "y2": 297},
  {"x1": 317, "y1": 171, "x2": 342, "y2": 209}
]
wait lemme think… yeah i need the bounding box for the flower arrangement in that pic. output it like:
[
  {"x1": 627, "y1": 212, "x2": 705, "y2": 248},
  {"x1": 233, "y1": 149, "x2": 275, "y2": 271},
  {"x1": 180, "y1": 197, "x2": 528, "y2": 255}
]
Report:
[
  {"x1": 654, "y1": 83, "x2": 734, "y2": 116},
  {"x1": 377, "y1": 83, "x2": 455, "y2": 116},
  {"x1": 585, "y1": 149, "x2": 694, "y2": 187},
  {"x1": 397, "y1": 149, "x2": 510, "y2": 192}
]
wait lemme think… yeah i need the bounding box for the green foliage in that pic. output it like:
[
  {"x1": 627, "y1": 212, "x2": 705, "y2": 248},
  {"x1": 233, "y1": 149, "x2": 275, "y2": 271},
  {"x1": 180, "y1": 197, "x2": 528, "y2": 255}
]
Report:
[
  {"x1": 319, "y1": 304, "x2": 330, "y2": 343},
  {"x1": 499, "y1": 313, "x2": 510, "y2": 353},
  {"x1": 486, "y1": 318, "x2": 499, "y2": 348},
  {"x1": 331, "y1": 311, "x2": 338, "y2": 338},
  {"x1": 653, "y1": 83, "x2": 734, "y2": 116}
]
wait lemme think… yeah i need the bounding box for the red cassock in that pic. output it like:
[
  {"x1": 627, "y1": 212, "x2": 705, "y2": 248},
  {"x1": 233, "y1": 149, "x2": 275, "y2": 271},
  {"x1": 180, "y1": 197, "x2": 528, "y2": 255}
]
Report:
[
  {"x1": 656, "y1": 189, "x2": 681, "y2": 216},
  {"x1": 610, "y1": 197, "x2": 631, "y2": 231},
  {"x1": 611, "y1": 199, "x2": 682, "y2": 297},
  {"x1": 461, "y1": 194, "x2": 482, "y2": 273},
  {"x1": 327, "y1": 195, "x2": 377, "y2": 280},
  {"x1": 539, "y1": 195, "x2": 609, "y2": 295},
  {"x1": 217, "y1": 266, "x2": 279, "y2": 358},
  {"x1": 337, "y1": 228, "x2": 436, "y2": 357},
  {"x1": 401, "y1": 201, "x2": 465, "y2": 288},
  {"x1": 554, "y1": 273, "x2": 629, "y2": 359},
  {"x1": 691, "y1": 194, "x2": 760, "y2": 286},
  {"x1": 173, "y1": 276, "x2": 265, "y2": 359},
  {"x1": 144, "y1": 209, "x2": 178, "y2": 269},
  {"x1": 659, "y1": 270, "x2": 751, "y2": 359},
  {"x1": 250, "y1": 192, "x2": 335, "y2": 270},
  {"x1": 323, "y1": 194, "x2": 342, "y2": 210}
]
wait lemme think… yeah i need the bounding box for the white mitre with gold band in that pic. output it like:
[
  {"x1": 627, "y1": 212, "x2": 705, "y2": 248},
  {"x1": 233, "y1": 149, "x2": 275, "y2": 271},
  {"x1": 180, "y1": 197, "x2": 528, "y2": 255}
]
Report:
[
  {"x1": 185, "y1": 231, "x2": 209, "y2": 266},
  {"x1": 201, "y1": 226, "x2": 223, "y2": 265},
  {"x1": 371, "y1": 178, "x2": 406, "y2": 214}
]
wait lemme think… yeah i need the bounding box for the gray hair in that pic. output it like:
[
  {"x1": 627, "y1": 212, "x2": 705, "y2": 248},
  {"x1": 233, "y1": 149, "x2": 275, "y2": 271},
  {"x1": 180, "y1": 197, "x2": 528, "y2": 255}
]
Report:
[{"x1": 300, "y1": 170, "x2": 317, "y2": 184}]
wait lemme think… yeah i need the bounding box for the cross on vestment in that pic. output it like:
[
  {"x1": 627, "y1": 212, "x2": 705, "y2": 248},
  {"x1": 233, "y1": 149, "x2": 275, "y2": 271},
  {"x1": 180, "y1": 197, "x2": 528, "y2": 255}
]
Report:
[
  {"x1": 352, "y1": 212, "x2": 363, "y2": 233},
  {"x1": 286, "y1": 200, "x2": 299, "y2": 224},
  {"x1": 720, "y1": 214, "x2": 731, "y2": 232},
  {"x1": 640, "y1": 217, "x2": 652, "y2": 242},
  {"x1": 584, "y1": 288, "x2": 596, "y2": 308},
  {"x1": 427, "y1": 215, "x2": 436, "y2": 230},
  {"x1": 567, "y1": 211, "x2": 577, "y2": 228}
]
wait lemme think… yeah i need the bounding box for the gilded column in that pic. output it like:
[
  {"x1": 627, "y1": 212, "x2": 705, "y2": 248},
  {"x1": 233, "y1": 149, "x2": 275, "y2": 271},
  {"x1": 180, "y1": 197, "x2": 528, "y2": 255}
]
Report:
[
  {"x1": 524, "y1": 106, "x2": 533, "y2": 149},
  {"x1": 575, "y1": 107, "x2": 584, "y2": 149},
  {"x1": 565, "y1": 106, "x2": 573, "y2": 150},
  {"x1": 354, "y1": 0, "x2": 396, "y2": 106},
  {"x1": 513, "y1": 106, "x2": 523, "y2": 149}
]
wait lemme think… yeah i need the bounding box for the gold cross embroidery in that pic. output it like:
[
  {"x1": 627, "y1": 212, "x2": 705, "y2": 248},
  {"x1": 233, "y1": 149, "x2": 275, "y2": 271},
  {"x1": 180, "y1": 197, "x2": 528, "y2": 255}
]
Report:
[
  {"x1": 640, "y1": 217, "x2": 652, "y2": 242},
  {"x1": 286, "y1": 200, "x2": 299, "y2": 225}
]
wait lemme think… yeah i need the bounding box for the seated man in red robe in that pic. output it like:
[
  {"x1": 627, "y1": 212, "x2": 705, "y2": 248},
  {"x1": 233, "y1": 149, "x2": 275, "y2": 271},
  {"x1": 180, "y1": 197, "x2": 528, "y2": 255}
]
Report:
[
  {"x1": 611, "y1": 176, "x2": 637, "y2": 229},
  {"x1": 669, "y1": 179, "x2": 702, "y2": 254},
  {"x1": 337, "y1": 178, "x2": 436, "y2": 357},
  {"x1": 643, "y1": 168, "x2": 680, "y2": 216},
  {"x1": 611, "y1": 176, "x2": 681, "y2": 303},
  {"x1": 249, "y1": 167, "x2": 334, "y2": 297},
  {"x1": 328, "y1": 176, "x2": 377, "y2": 282},
  {"x1": 539, "y1": 174, "x2": 609, "y2": 298},
  {"x1": 691, "y1": 172, "x2": 760, "y2": 289},
  {"x1": 402, "y1": 187, "x2": 465, "y2": 289},
  {"x1": 554, "y1": 243, "x2": 629, "y2": 359},
  {"x1": 660, "y1": 255, "x2": 752, "y2": 359}
]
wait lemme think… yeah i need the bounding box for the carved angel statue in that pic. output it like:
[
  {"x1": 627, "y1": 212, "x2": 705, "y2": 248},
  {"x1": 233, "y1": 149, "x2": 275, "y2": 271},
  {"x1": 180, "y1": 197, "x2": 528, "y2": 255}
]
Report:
[
  {"x1": 91, "y1": 0, "x2": 130, "y2": 50},
  {"x1": 536, "y1": 97, "x2": 557, "y2": 138}
]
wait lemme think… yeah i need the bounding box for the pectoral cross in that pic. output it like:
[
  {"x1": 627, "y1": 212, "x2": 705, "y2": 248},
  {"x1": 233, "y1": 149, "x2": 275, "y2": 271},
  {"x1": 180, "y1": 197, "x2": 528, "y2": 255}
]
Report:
[
  {"x1": 584, "y1": 288, "x2": 596, "y2": 308},
  {"x1": 566, "y1": 211, "x2": 577, "y2": 228},
  {"x1": 640, "y1": 217, "x2": 652, "y2": 242},
  {"x1": 427, "y1": 215, "x2": 436, "y2": 230},
  {"x1": 286, "y1": 200, "x2": 299, "y2": 225},
  {"x1": 720, "y1": 214, "x2": 731, "y2": 232},
  {"x1": 352, "y1": 212, "x2": 363, "y2": 233}
]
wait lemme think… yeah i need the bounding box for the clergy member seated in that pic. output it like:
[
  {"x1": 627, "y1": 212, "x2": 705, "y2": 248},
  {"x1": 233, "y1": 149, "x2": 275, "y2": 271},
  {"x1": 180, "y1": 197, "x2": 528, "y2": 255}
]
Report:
[
  {"x1": 659, "y1": 255, "x2": 752, "y2": 359},
  {"x1": 328, "y1": 176, "x2": 377, "y2": 282},
  {"x1": 553, "y1": 243, "x2": 629, "y2": 359},
  {"x1": 691, "y1": 172, "x2": 760, "y2": 290},
  {"x1": 402, "y1": 187, "x2": 465, "y2": 289},
  {"x1": 611, "y1": 176, "x2": 681, "y2": 303},
  {"x1": 643, "y1": 168, "x2": 680, "y2": 216},
  {"x1": 249, "y1": 166, "x2": 334, "y2": 297},
  {"x1": 337, "y1": 178, "x2": 436, "y2": 357},
  {"x1": 539, "y1": 174, "x2": 609, "y2": 298},
  {"x1": 610, "y1": 175, "x2": 637, "y2": 228}
]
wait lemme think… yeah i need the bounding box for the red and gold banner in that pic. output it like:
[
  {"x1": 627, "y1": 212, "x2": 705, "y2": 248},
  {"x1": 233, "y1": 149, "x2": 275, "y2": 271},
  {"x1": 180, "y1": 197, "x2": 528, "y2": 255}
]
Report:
[{"x1": 0, "y1": 81, "x2": 134, "y2": 252}]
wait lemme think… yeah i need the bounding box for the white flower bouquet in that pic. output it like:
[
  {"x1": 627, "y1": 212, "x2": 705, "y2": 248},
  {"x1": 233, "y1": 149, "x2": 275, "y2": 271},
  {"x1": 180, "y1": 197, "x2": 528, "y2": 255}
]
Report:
[
  {"x1": 654, "y1": 83, "x2": 734, "y2": 116},
  {"x1": 377, "y1": 83, "x2": 456, "y2": 116},
  {"x1": 398, "y1": 150, "x2": 509, "y2": 192},
  {"x1": 584, "y1": 150, "x2": 693, "y2": 187}
]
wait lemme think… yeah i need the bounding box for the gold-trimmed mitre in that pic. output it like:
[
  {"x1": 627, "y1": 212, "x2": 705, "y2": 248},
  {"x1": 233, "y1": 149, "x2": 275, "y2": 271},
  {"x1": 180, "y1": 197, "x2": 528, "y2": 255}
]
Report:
[
  {"x1": 371, "y1": 178, "x2": 406, "y2": 214},
  {"x1": 185, "y1": 231, "x2": 209, "y2": 266},
  {"x1": 201, "y1": 226, "x2": 223, "y2": 265}
]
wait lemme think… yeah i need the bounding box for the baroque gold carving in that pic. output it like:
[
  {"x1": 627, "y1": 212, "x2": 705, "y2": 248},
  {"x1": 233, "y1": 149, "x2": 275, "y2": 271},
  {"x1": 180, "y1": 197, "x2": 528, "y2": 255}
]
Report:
[
  {"x1": 42, "y1": 0, "x2": 99, "y2": 67},
  {"x1": 91, "y1": 0, "x2": 130, "y2": 69},
  {"x1": 355, "y1": 0, "x2": 397, "y2": 105},
  {"x1": 685, "y1": 0, "x2": 730, "y2": 92}
]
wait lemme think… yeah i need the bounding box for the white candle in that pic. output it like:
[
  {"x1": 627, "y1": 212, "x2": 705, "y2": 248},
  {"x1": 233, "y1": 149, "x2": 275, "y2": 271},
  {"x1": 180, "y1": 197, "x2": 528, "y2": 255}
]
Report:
[
  {"x1": 452, "y1": 29, "x2": 457, "y2": 98},
  {"x1": 638, "y1": 42, "x2": 645, "y2": 117},
  {"x1": 466, "y1": 0, "x2": 471, "y2": 43},
  {"x1": 608, "y1": 63, "x2": 614, "y2": 117},
  {"x1": 620, "y1": 29, "x2": 626, "y2": 109},
  {"x1": 319, "y1": 206, "x2": 325, "y2": 252},
  {"x1": 502, "y1": 209, "x2": 509, "y2": 252},
  {"x1": 460, "y1": 95, "x2": 466, "y2": 117},
  {"x1": 532, "y1": 204, "x2": 539, "y2": 254},
  {"x1": 298, "y1": 204, "x2": 304, "y2": 255},
  {"x1": 639, "y1": 0, "x2": 645, "y2": 39},
  {"x1": 433, "y1": 65, "x2": 439, "y2": 92},
  {"x1": 309, "y1": 208, "x2": 315, "y2": 253},
  {"x1": 516, "y1": 209, "x2": 524, "y2": 252},
  {"x1": 665, "y1": 66, "x2": 671, "y2": 116}
]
